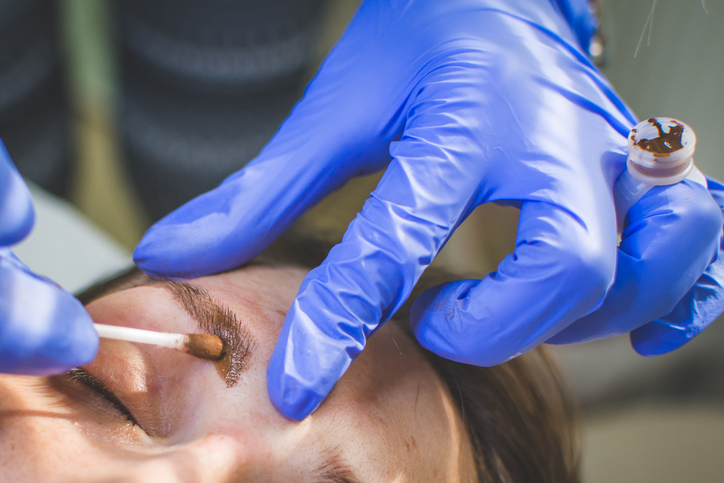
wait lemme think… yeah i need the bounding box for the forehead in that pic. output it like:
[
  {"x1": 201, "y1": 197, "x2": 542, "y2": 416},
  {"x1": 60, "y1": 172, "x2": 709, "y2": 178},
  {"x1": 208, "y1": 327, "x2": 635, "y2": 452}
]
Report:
[
  {"x1": 191, "y1": 264, "x2": 309, "y2": 338},
  {"x1": 85, "y1": 264, "x2": 308, "y2": 333}
]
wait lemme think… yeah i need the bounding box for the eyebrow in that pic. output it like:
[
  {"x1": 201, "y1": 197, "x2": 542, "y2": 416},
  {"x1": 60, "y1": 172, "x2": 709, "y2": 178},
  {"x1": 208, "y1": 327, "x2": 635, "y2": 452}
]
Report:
[
  {"x1": 157, "y1": 280, "x2": 257, "y2": 387},
  {"x1": 316, "y1": 451, "x2": 364, "y2": 483}
]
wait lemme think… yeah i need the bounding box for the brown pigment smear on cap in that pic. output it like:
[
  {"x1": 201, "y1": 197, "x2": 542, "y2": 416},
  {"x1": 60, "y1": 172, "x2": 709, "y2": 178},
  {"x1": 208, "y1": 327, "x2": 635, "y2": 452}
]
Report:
[
  {"x1": 635, "y1": 118, "x2": 685, "y2": 156},
  {"x1": 165, "y1": 281, "x2": 256, "y2": 387}
]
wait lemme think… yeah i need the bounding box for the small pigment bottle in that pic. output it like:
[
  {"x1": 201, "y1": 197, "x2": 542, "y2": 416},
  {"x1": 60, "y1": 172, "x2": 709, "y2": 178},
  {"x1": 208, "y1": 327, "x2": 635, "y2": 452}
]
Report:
[{"x1": 613, "y1": 117, "x2": 706, "y2": 232}]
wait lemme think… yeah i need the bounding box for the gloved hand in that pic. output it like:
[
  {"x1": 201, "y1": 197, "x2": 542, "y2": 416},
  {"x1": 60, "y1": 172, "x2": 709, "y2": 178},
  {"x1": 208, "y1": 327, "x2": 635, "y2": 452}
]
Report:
[
  {"x1": 0, "y1": 141, "x2": 98, "y2": 374},
  {"x1": 134, "y1": 0, "x2": 724, "y2": 420}
]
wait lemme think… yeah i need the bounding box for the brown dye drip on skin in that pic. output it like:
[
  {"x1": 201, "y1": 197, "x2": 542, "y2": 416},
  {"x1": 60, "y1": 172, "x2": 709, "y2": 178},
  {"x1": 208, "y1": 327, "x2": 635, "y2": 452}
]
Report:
[
  {"x1": 210, "y1": 313, "x2": 250, "y2": 387},
  {"x1": 166, "y1": 282, "x2": 256, "y2": 387},
  {"x1": 634, "y1": 118, "x2": 684, "y2": 156},
  {"x1": 184, "y1": 334, "x2": 225, "y2": 361}
]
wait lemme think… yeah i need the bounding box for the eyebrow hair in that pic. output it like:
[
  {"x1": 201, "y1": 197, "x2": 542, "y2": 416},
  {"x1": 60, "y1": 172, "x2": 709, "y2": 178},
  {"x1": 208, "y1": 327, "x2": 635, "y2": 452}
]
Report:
[
  {"x1": 76, "y1": 269, "x2": 258, "y2": 388},
  {"x1": 316, "y1": 450, "x2": 363, "y2": 483},
  {"x1": 159, "y1": 280, "x2": 257, "y2": 388}
]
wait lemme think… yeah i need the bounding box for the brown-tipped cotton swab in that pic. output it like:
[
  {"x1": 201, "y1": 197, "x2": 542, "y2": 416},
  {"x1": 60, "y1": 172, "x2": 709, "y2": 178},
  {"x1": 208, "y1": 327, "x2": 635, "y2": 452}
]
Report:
[{"x1": 94, "y1": 323, "x2": 225, "y2": 361}]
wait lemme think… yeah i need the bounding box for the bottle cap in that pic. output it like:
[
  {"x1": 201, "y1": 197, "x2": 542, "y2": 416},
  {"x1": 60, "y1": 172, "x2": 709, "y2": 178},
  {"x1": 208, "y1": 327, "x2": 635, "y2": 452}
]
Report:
[{"x1": 626, "y1": 117, "x2": 696, "y2": 185}]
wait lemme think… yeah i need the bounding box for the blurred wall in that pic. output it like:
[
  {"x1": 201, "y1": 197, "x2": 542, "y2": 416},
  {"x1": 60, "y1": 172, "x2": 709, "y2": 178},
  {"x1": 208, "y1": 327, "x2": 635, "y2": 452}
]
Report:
[{"x1": 600, "y1": 0, "x2": 722, "y2": 177}]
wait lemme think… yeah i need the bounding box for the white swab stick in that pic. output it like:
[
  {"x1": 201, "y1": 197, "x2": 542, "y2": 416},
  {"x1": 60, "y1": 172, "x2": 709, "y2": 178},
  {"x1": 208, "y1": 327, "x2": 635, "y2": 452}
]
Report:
[
  {"x1": 94, "y1": 323, "x2": 186, "y2": 350},
  {"x1": 94, "y1": 323, "x2": 225, "y2": 361}
]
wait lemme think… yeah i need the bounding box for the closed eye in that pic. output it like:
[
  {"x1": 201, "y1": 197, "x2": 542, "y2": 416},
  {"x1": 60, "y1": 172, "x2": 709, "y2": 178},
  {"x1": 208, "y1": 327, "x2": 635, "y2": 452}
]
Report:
[{"x1": 65, "y1": 368, "x2": 142, "y2": 429}]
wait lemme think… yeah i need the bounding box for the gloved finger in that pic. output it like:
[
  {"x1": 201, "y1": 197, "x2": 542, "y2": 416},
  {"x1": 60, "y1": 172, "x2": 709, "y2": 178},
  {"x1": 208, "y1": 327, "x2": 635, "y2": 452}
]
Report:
[
  {"x1": 265, "y1": 64, "x2": 500, "y2": 419},
  {"x1": 266, "y1": 173, "x2": 469, "y2": 419},
  {"x1": 0, "y1": 249, "x2": 99, "y2": 374},
  {"x1": 133, "y1": 13, "x2": 406, "y2": 280},
  {"x1": 0, "y1": 140, "x2": 34, "y2": 246},
  {"x1": 410, "y1": 199, "x2": 617, "y2": 367},
  {"x1": 547, "y1": 179, "x2": 722, "y2": 345},
  {"x1": 629, "y1": 178, "x2": 724, "y2": 355},
  {"x1": 132, "y1": 155, "x2": 346, "y2": 279}
]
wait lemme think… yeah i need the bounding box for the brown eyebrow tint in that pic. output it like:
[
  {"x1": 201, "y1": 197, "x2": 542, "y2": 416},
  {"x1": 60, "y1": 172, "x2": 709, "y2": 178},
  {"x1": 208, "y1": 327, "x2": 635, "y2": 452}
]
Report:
[{"x1": 163, "y1": 281, "x2": 256, "y2": 387}]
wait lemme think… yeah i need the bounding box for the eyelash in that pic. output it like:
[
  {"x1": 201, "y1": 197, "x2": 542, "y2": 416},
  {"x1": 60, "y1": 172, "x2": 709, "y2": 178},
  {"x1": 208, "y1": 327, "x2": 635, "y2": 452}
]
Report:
[{"x1": 67, "y1": 368, "x2": 142, "y2": 429}]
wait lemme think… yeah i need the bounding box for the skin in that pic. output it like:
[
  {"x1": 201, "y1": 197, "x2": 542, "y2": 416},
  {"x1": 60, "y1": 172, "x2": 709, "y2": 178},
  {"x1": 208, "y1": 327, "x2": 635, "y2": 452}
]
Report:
[{"x1": 0, "y1": 264, "x2": 476, "y2": 482}]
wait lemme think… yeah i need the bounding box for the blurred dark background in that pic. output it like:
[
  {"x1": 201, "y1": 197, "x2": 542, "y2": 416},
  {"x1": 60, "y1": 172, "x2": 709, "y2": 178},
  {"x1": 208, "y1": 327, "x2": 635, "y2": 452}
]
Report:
[{"x1": 0, "y1": 0, "x2": 333, "y2": 233}]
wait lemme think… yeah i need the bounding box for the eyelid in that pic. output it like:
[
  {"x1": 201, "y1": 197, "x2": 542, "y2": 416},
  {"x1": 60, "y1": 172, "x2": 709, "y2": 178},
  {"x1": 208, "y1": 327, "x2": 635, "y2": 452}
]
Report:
[{"x1": 64, "y1": 368, "x2": 144, "y2": 430}]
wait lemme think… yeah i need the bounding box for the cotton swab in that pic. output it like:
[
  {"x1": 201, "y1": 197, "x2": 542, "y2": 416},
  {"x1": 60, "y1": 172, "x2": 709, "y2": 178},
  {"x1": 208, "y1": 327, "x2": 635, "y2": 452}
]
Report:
[{"x1": 94, "y1": 323, "x2": 225, "y2": 361}]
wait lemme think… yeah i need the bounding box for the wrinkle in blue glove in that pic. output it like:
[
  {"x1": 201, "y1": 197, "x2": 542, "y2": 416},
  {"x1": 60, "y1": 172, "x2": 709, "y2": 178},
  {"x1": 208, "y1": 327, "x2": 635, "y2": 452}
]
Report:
[{"x1": 134, "y1": 0, "x2": 723, "y2": 421}]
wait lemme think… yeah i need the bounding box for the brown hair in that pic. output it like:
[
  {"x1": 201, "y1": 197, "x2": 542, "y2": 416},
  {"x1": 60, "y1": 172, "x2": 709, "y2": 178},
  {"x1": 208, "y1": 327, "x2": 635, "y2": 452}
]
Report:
[{"x1": 78, "y1": 235, "x2": 580, "y2": 483}]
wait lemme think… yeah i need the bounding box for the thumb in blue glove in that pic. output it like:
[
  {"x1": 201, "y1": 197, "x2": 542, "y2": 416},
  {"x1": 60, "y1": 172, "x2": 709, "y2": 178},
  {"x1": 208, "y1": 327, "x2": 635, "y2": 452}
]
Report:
[{"x1": 0, "y1": 141, "x2": 98, "y2": 374}]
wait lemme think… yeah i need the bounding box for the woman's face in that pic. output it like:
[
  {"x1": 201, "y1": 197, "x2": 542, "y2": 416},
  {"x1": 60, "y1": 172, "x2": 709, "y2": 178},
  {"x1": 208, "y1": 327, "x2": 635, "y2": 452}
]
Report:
[{"x1": 0, "y1": 265, "x2": 475, "y2": 482}]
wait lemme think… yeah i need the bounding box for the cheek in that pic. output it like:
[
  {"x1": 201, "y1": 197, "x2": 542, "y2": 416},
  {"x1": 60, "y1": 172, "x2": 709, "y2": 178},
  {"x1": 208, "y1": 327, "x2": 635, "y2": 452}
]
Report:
[
  {"x1": 0, "y1": 406, "x2": 117, "y2": 480},
  {"x1": 326, "y1": 325, "x2": 431, "y2": 422},
  {"x1": 317, "y1": 326, "x2": 467, "y2": 481}
]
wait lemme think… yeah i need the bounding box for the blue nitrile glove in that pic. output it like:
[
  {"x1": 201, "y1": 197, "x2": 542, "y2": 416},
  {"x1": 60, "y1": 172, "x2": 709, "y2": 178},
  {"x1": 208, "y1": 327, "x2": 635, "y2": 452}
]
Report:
[
  {"x1": 0, "y1": 141, "x2": 98, "y2": 374},
  {"x1": 133, "y1": 0, "x2": 724, "y2": 420}
]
